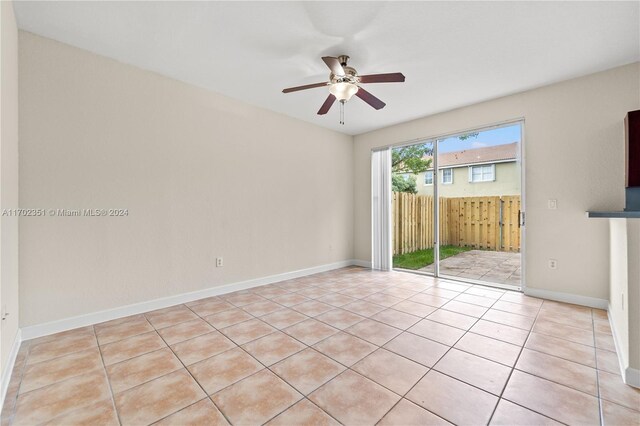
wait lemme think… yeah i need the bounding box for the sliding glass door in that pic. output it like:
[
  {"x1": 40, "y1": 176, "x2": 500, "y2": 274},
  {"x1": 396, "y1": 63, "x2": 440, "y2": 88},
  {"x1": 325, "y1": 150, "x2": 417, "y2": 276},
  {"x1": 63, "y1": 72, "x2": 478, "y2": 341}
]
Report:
[{"x1": 389, "y1": 122, "x2": 524, "y2": 290}]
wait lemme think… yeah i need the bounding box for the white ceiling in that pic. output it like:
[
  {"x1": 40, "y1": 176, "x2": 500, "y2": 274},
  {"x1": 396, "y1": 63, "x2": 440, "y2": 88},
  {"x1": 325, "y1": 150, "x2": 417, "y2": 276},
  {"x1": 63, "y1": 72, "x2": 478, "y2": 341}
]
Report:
[{"x1": 13, "y1": 1, "x2": 640, "y2": 135}]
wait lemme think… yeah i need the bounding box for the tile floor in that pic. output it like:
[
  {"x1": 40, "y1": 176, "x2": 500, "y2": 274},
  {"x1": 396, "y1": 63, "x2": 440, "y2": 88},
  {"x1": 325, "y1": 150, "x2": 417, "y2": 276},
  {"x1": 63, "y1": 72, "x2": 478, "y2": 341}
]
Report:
[
  {"x1": 421, "y1": 250, "x2": 521, "y2": 286},
  {"x1": 2, "y1": 267, "x2": 639, "y2": 425}
]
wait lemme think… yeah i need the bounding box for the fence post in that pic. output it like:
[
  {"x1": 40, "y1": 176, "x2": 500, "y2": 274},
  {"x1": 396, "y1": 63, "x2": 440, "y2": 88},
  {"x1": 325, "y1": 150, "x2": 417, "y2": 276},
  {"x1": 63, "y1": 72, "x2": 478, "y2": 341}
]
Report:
[{"x1": 499, "y1": 197, "x2": 503, "y2": 252}]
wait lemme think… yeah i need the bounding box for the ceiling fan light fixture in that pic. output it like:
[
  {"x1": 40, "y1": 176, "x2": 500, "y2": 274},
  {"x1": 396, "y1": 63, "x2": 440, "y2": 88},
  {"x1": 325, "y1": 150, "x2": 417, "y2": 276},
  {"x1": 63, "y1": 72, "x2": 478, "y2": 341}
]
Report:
[{"x1": 329, "y1": 82, "x2": 359, "y2": 101}]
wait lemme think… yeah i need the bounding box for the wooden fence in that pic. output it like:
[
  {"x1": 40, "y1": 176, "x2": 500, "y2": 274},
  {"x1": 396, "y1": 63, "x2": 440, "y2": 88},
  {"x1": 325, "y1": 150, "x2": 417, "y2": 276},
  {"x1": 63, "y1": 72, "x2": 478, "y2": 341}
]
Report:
[{"x1": 392, "y1": 193, "x2": 521, "y2": 255}]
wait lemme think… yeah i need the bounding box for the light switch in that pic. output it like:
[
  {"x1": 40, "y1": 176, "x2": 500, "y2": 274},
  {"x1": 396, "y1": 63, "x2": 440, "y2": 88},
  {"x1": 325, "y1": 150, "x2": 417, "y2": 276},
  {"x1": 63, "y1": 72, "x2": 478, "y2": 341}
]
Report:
[{"x1": 548, "y1": 199, "x2": 557, "y2": 210}]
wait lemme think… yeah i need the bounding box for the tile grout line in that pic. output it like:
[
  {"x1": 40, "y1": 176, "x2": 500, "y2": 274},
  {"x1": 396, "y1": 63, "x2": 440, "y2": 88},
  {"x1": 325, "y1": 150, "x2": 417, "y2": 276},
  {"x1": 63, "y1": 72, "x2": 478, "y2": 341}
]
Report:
[
  {"x1": 112, "y1": 282, "x2": 526, "y2": 422},
  {"x1": 189, "y1": 318, "x2": 341, "y2": 424},
  {"x1": 374, "y1": 277, "x2": 500, "y2": 425},
  {"x1": 63, "y1": 293, "x2": 546, "y2": 424},
  {"x1": 11, "y1": 330, "x2": 122, "y2": 425},
  {"x1": 18, "y1": 328, "x2": 126, "y2": 425},
  {"x1": 490, "y1": 298, "x2": 603, "y2": 425},
  {"x1": 181, "y1": 300, "x2": 346, "y2": 425},
  {"x1": 3, "y1": 341, "x2": 32, "y2": 426},
  {"x1": 7, "y1": 292, "x2": 442, "y2": 424},
  {"x1": 403, "y1": 283, "x2": 576, "y2": 425},
  {"x1": 103, "y1": 305, "x2": 234, "y2": 422},
  {"x1": 149, "y1": 397, "x2": 215, "y2": 425},
  {"x1": 182, "y1": 279, "x2": 450, "y2": 425},
  {"x1": 1, "y1": 271, "x2": 400, "y2": 425},
  {"x1": 485, "y1": 293, "x2": 544, "y2": 425},
  {"x1": 173, "y1": 303, "x2": 241, "y2": 425},
  {"x1": 154, "y1": 274, "x2": 608, "y2": 418},
  {"x1": 92, "y1": 326, "x2": 124, "y2": 426},
  {"x1": 592, "y1": 308, "x2": 605, "y2": 426}
]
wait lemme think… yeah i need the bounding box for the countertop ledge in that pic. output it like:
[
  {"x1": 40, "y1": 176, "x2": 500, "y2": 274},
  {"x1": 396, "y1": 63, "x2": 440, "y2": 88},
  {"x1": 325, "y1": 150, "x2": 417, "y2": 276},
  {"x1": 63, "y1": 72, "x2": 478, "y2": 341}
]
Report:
[{"x1": 587, "y1": 211, "x2": 640, "y2": 218}]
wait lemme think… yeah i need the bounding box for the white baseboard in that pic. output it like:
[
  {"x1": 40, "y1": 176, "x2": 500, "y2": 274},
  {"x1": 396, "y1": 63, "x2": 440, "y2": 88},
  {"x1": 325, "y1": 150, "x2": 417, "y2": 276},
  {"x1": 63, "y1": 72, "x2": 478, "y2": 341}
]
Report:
[
  {"x1": 625, "y1": 367, "x2": 640, "y2": 388},
  {"x1": 352, "y1": 259, "x2": 372, "y2": 268},
  {"x1": 524, "y1": 287, "x2": 608, "y2": 310},
  {"x1": 1, "y1": 329, "x2": 22, "y2": 407},
  {"x1": 21, "y1": 259, "x2": 368, "y2": 341},
  {"x1": 607, "y1": 304, "x2": 640, "y2": 389},
  {"x1": 607, "y1": 305, "x2": 629, "y2": 382}
]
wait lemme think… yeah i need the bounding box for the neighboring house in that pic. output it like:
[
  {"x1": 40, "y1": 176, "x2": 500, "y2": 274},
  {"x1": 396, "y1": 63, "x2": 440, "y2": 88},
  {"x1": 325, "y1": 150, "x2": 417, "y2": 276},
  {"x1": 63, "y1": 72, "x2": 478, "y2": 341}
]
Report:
[{"x1": 410, "y1": 142, "x2": 520, "y2": 197}]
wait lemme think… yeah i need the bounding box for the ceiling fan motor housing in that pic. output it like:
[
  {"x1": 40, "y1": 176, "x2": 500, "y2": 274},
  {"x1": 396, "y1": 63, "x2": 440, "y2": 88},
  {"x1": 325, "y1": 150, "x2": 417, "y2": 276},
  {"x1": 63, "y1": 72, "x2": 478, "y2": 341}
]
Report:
[
  {"x1": 330, "y1": 66, "x2": 359, "y2": 84},
  {"x1": 329, "y1": 55, "x2": 359, "y2": 84}
]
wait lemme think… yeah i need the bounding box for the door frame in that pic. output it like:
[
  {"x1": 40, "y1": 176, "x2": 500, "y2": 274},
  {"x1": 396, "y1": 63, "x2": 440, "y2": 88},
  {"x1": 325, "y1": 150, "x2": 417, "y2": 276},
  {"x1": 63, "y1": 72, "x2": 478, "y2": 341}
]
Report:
[{"x1": 379, "y1": 118, "x2": 526, "y2": 291}]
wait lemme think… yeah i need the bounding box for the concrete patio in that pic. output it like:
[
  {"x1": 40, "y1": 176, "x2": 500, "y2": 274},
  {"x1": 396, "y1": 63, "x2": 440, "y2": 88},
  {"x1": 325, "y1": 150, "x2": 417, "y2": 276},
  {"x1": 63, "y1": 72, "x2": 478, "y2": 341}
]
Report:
[{"x1": 420, "y1": 250, "x2": 521, "y2": 286}]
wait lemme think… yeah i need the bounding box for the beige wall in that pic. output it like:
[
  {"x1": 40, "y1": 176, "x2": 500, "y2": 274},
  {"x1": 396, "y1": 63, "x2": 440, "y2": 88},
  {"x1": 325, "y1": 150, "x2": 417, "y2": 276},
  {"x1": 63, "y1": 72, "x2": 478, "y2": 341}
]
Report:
[
  {"x1": 18, "y1": 32, "x2": 354, "y2": 327},
  {"x1": 415, "y1": 161, "x2": 520, "y2": 197},
  {"x1": 1, "y1": 1, "x2": 20, "y2": 370},
  {"x1": 355, "y1": 63, "x2": 640, "y2": 301}
]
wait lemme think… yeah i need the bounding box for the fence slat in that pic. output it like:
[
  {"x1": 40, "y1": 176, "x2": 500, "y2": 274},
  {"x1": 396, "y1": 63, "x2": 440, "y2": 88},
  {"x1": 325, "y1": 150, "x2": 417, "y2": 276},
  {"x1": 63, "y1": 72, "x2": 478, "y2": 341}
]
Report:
[{"x1": 392, "y1": 193, "x2": 521, "y2": 255}]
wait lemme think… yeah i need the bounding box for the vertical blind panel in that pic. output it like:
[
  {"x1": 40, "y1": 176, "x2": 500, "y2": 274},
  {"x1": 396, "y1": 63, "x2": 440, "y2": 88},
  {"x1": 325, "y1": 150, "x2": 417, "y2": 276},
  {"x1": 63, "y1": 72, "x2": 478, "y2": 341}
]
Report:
[{"x1": 371, "y1": 149, "x2": 392, "y2": 271}]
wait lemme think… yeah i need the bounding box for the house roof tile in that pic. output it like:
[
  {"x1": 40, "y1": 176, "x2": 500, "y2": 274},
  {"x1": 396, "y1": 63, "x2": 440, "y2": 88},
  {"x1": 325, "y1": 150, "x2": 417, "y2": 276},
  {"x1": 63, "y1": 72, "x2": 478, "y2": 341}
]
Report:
[{"x1": 427, "y1": 142, "x2": 518, "y2": 168}]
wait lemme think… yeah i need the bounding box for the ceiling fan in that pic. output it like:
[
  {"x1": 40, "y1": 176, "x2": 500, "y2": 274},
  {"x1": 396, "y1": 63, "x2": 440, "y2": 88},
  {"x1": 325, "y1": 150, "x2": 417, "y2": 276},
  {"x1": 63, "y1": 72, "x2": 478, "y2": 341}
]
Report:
[{"x1": 282, "y1": 55, "x2": 405, "y2": 124}]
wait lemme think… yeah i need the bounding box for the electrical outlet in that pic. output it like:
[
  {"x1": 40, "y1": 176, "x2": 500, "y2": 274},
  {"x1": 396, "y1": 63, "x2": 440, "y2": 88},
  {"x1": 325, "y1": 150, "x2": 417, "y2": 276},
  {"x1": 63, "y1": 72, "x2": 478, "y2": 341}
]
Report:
[
  {"x1": 548, "y1": 259, "x2": 557, "y2": 270},
  {"x1": 216, "y1": 257, "x2": 224, "y2": 267},
  {"x1": 548, "y1": 199, "x2": 558, "y2": 210}
]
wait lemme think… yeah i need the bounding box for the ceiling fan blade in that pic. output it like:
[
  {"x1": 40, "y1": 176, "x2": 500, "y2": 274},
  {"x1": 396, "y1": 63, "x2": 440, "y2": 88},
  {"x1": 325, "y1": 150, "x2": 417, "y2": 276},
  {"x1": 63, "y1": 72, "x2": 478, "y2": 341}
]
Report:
[
  {"x1": 317, "y1": 94, "x2": 337, "y2": 115},
  {"x1": 322, "y1": 57, "x2": 345, "y2": 76},
  {"x1": 359, "y1": 73, "x2": 406, "y2": 84},
  {"x1": 282, "y1": 82, "x2": 328, "y2": 93},
  {"x1": 355, "y1": 87, "x2": 386, "y2": 110}
]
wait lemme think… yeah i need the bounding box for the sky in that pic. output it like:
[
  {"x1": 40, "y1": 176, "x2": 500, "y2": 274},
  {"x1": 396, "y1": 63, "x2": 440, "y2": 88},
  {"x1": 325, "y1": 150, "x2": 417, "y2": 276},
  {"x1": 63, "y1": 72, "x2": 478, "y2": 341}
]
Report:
[{"x1": 435, "y1": 123, "x2": 521, "y2": 153}]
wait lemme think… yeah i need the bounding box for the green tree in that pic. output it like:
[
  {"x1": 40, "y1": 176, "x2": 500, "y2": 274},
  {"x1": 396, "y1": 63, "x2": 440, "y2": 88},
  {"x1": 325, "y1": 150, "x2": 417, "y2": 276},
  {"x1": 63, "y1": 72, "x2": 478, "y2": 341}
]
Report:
[
  {"x1": 392, "y1": 174, "x2": 417, "y2": 194},
  {"x1": 392, "y1": 143, "x2": 433, "y2": 174},
  {"x1": 391, "y1": 132, "x2": 479, "y2": 175}
]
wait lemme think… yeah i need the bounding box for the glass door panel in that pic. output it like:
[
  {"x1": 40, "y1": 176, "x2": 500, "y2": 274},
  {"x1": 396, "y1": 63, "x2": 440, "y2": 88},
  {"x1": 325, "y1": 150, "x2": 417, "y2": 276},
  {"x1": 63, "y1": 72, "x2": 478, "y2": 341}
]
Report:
[
  {"x1": 437, "y1": 124, "x2": 522, "y2": 289},
  {"x1": 391, "y1": 140, "x2": 437, "y2": 274}
]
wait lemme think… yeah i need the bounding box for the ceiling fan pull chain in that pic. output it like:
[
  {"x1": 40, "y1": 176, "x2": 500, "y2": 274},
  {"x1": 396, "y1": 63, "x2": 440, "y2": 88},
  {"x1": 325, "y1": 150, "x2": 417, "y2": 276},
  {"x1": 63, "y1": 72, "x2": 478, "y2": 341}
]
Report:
[{"x1": 340, "y1": 101, "x2": 345, "y2": 125}]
